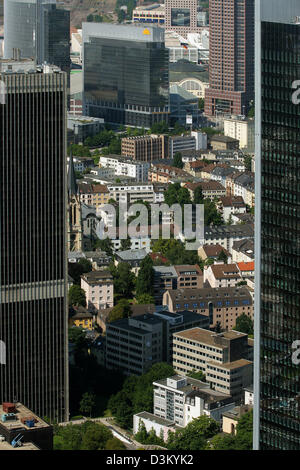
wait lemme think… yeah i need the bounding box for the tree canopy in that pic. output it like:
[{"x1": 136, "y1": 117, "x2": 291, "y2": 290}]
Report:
[
  {"x1": 108, "y1": 363, "x2": 175, "y2": 430},
  {"x1": 167, "y1": 416, "x2": 219, "y2": 450},
  {"x1": 234, "y1": 313, "x2": 254, "y2": 335},
  {"x1": 68, "y1": 285, "x2": 87, "y2": 307},
  {"x1": 107, "y1": 299, "x2": 133, "y2": 323},
  {"x1": 136, "y1": 256, "x2": 155, "y2": 298}
]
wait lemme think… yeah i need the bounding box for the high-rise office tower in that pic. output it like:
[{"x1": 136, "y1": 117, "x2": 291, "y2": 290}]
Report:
[
  {"x1": 204, "y1": 0, "x2": 254, "y2": 116},
  {"x1": 4, "y1": 0, "x2": 70, "y2": 79},
  {"x1": 164, "y1": 0, "x2": 206, "y2": 38},
  {"x1": 0, "y1": 58, "x2": 69, "y2": 422},
  {"x1": 254, "y1": 0, "x2": 300, "y2": 450},
  {"x1": 83, "y1": 23, "x2": 169, "y2": 128}
]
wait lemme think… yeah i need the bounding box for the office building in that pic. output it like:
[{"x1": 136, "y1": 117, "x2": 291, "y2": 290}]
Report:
[
  {"x1": 121, "y1": 134, "x2": 169, "y2": 162},
  {"x1": 163, "y1": 286, "x2": 254, "y2": 330},
  {"x1": 4, "y1": 0, "x2": 70, "y2": 79},
  {"x1": 205, "y1": 0, "x2": 254, "y2": 116},
  {"x1": 254, "y1": 0, "x2": 300, "y2": 450},
  {"x1": 106, "y1": 311, "x2": 209, "y2": 374},
  {"x1": 173, "y1": 328, "x2": 253, "y2": 400},
  {"x1": 165, "y1": 0, "x2": 205, "y2": 38},
  {"x1": 83, "y1": 23, "x2": 169, "y2": 128},
  {"x1": 0, "y1": 60, "x2": 68, "y2": 422},
  {"x1": 133, "y1": 3, "x2": 165, "y2": 25}
]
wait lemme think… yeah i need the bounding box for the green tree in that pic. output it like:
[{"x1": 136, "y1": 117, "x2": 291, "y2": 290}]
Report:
[
  {"x1": 93, "y1": 237, "x2": 113, "y2": 256},
  {"x1": 217, "y1": 250, "x2": 228, "y2": 264},
  {"x1": 234, "y1": 313, "x2": 254, "y2": 335},
  {"x1": 198, "y1": 98, "x2": 205, "y2": 110},
  {"x1": 194, "y1": 185, "x2": 204, "y2": 204},
  {"x1": 167, "y1": 416, "x2": 219, "y2": 450},
  {"x1": 105, "y1": 437, "x2": 126, "y2": 450},
  {"x1": 86, "y1": 14, "x2": 94, "y2": 22},
  {"x1": 120, "y1": 237, "x2": 132, "y2": 251},
  {"x1": 187, "y1": 370, "x2": 206, "y2": 382},
  {"x1": 136, "y1": 256, "x2": 155, "y2": 297},
  {"x1": 136, "y1": 293, "x2": 155, "y2": 304},
  {"x1": 113, "y1": 262, "x2": 136, "y2": 298},
  {"x1": 79, "y1": 392, "x2": 96, "y2": 418},
  {"x1": 107, "y1": 299, "x2": 132, "y2": 323},
  {"x1": 173, "y1": 152, "x2": 184, "y2": 169},
  {"x1": 244, "y1": 155, "x2": 252, "y2": 171},
  {"x1": 150, "y1": 121, "x2": 169, "y2": 134},
  {"x1": 235, "y1": 410, "x2": 253, "y2": 450},
  {"x1": 68, "y1": 285, "x2": 86, "y2": 307},
  {"x1": 203, "y1": 199, "x2": 223, "y2": 226},
  {"x1": 81, "y1": 423, "x2": 113, "y2": 450},
  {"x1": 210, "y1": 433, "x2": 237, "y2": 450}
]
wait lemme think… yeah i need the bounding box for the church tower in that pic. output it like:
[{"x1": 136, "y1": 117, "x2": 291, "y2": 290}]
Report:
[{"x1": 67, "y1": 152, "x2": 83, "y2": 251}]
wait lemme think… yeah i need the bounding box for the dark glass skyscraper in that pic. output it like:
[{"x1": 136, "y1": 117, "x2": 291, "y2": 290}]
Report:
[
  {"x1": 0, "y1": 59, "x2": 69, "y2": 422},
  {"x1": 254, "y1": 0, "x2": 300, "y2": 450},
  {"x1": 83, "y1": 23, "x2": 169, "y2": 128},
  {"x1": 4, "y1": 0, "x2": 70, "y2": 77}
]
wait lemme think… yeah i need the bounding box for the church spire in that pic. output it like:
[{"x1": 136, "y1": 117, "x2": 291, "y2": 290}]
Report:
[{"x1": 68, "y1": 150, "x2": 78, "y2": 196}]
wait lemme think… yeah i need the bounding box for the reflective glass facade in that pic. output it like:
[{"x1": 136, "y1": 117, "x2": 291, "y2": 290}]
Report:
[
  {"x1": 4, "y1": 1, "x2": 70, "y2": 78},
  {"x1": 0, "y1": 67, "x2": 68, "y2": 422},
  {"x1": 258, "y1": 20, "x2": 300, "y2": 450},
  {"x1": 84, "y1": 36, "x2": 169, "y2": 128}
]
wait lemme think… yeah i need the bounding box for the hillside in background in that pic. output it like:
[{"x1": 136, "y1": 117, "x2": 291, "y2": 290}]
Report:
[{"x1": 63, "y1": 0, "x2": 117, "y2": 27}]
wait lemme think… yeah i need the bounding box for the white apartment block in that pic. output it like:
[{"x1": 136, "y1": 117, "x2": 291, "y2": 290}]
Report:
[
  {"x1": 223, "y1": 118, "x2": 249, "y2": 149},
  {"x1": 81, "y1": 270, "x2": 114, "y2": 311},
  {"x1": 133, "y1": 375, "x2": 235, "y2": 440},
  {"x1": 107, "y1": 183, "x2": 155, "y2": 204},
  {"x1": 204, "y1": 263, "x2": 242, "y2": 288},
  {"x1": 99, "y1": 155, "x2": 150, "y2": 182}
]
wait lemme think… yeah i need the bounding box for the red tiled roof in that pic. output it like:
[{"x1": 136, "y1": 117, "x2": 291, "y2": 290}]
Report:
[{"x1": 238, "y1": 261, "x2": 254, "y2": 271}]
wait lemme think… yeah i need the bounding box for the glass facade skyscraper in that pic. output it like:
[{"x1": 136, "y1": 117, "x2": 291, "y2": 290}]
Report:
[
  {"x1": 4, "y1": 0, "x2": 70, "y2": 78},
  {"x1": 83, "y1": 23, "x2": 169, "y2": 128},
  {"x1": 0, "y1": 60, "x2": 69, "y2": 422},
  {"x1": 254, "y1": 0, "x2": 300, "y2": 450}
]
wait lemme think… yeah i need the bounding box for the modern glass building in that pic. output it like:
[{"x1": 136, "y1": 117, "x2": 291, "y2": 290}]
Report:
[
  {"x1": 0, "y1": 60, "x2": 69, "y2": 422},
  {"x1": 254, "y1": 0, "x2": 300, "y2": 450},
  {"x1": 4, "y1": 0, "x2": 70, "y2": 78},
  {"x1": 83, "y1": 23, "x2": 169, "y2": 128}
]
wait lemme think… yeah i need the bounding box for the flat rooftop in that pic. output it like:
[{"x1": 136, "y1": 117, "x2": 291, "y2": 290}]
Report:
[
  {"x1": 173, "y1": 328, "x2": 247, "y2": 348},
  {"x1": 0, "y1": 441, "x2": 39, "y2": 450},
  {"x1": 0, "y1": 402, "x2": 50, "y2": 432}
]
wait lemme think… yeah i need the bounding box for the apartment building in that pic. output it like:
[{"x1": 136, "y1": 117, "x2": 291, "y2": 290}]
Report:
[
  {"x1": 152, "y1": 375, "x2": 235, "y2": 427},
  {"x1": 163, "y1": 286, "x2": 253, "y2": 330},
  {"x1": 198, "y1": 244, "x2": 232, "y2": 263},
  {"x1": 154, "y1": 266, "x2": 178, "y2": 304},
  {"x1": 149, "y1": 163, "x2": 190, "y2": 183},
  {"x1": 153, "y1": 264, "x2": 203, "y2": 304},
  {"x1": 204, "y1": 263, "x2": 242, "y2": 288},
  {"x1": 201, "y1": 224, "x2": 254, "y2": 253},
  {"x1": 172, "y1": 328, "x2": 253, "y2": 400},
  {"x1": 223, "y1": 117, "x2": 254, "y2": 150},
  {"x1": 169, "y1": 135, "x2": 196, "y2": 157},
  {"x1": 184, "y1": 181, "x2": 226, "y2": 201},
  {"x1": 106, "y1": 183, "x2": 155, "y2": 204},
  {"x1": 99, "y1": 154, "x2": 150, "y2": 182},
  {"x1": 217, "y1": 196, "x2": 246, "y2": 223},
  {"x1": 78, "y1": 183, "x2": 110, "y2": 208},
  {"x1": 210, "y1": 135, "x2": 240, "y2": 151},
  {"x1": 67, "y1": 156, "x2": 95, "y2": 173},
  {"x1": 231, "y1": 239, "x2": 254, "y2": 263},
  {"x1": 81, "y1": 270, "x2": 114, "y2": 311},
  {"x1": 121, "y1": 134, "x2": 169, "y2": 161}
]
